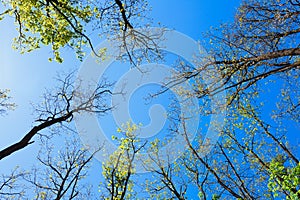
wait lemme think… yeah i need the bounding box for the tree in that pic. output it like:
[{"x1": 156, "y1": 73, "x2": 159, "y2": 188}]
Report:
[
  {"x1": 145, "y1": 139, "x2": 188, "y2": 200},
  {"x1": 0, "y1": 73, "x2": 111, "y2": 199},
  {"x1": 0, "y1": 137, "x2": 99, "y2": 199},
  {"x1": 0, "y1": 72, "x2": 112, "y2": 161},
  {"x1": 100, "y1": 122, "x2": 146, "y2": 200},
  {"x1": 23, "y1": 137, "x2": 98, "y2": 200},
  {"x1": 167, "y1": 0, "x2": 300, "y2": 102},
  {"x1": 0, "y1": 0, "x2": 151, "y2": 62}
]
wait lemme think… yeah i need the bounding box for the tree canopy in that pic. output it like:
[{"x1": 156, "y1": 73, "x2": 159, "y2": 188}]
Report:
[
  {"x1": 0, "y1": 0, "x2": 148, "y2": 62},
  {"x1": 0, "y1": 0, "x2": 299, "y2": 199}
]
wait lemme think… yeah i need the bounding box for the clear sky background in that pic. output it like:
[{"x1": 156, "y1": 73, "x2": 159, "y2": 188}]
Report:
[{"x1": 0, "y1": 0, "x2": 245, "y2": 197}]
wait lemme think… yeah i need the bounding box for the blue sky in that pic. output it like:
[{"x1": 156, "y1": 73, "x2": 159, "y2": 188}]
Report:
[{"x1": 0, "y1": 0, "x2": 243, "y2": 197}]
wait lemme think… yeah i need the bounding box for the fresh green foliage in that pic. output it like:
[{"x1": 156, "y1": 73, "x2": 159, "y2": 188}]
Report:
[
  {"x1": 0, "y1": 0, "x2": 149, "y2": 62},
  {"x1": 268, "y1": 160, "x2": 300, "y2": 199},
  {"x1": 2, "y1": 0, "x2": 96, "y2": 62},
  {"x1": 0, "y1": 0, "x2": 299, "y2": 199},
  {"x1": 101, "y1": 122, "x2": 143, "y2": 200}
]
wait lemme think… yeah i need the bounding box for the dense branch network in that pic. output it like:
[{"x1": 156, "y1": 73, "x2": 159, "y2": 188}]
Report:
[
  {"x1": 0, "y1": 0, "x2": 300, "y2": 199},
  {"x1": 0, "y1": 73, "x2": 112, "y2": 161},
  {"x1": 23, "y1": 138, "x2": 98, "y2": 200}
]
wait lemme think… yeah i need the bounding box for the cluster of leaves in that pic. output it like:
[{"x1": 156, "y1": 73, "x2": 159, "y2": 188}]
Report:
[
  {"x1": 2, "y1": 0, "x2": 97, "y2": 62},
  {"x1": 0, "y1": 0, "x2": 151, "y2": 62},
  {"x1": 268, "y1": 159, "x2": 300, "y2": 199},
  {"x1": 101, "y1": 122, "x2": 145, "y2": 200}
]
